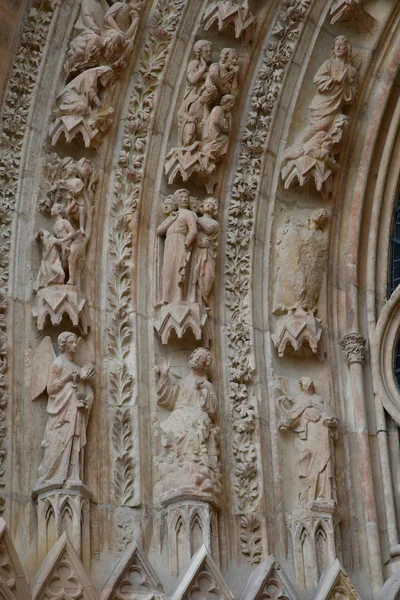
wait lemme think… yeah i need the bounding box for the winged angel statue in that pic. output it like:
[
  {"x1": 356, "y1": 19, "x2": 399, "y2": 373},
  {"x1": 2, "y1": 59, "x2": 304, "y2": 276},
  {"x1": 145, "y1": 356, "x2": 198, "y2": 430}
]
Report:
[{"x1": 30, "y1": 332, "x2": 95, "y2": 495}]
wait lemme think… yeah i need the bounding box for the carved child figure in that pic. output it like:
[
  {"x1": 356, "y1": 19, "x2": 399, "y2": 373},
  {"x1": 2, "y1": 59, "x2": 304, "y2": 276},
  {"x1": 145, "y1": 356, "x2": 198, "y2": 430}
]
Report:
[
  {"x1": 194, "y1": 196, "x2": 219, "y2": 306},
  {"x1": 51, "y1": 203, "x2": 84, "y2": 288}
]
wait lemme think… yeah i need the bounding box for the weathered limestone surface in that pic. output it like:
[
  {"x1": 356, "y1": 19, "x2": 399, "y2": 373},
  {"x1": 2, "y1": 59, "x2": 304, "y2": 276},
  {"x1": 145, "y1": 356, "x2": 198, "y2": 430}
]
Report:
[{"x1": 1, "y1": 0, "x2": 400, "y2": 599}]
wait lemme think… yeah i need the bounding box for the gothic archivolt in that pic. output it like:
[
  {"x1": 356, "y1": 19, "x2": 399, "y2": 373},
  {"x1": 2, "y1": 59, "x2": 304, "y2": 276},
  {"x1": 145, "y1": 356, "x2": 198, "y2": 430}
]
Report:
[{"x1": 1, "y1": 0, "x2": 400, "y2": 599}]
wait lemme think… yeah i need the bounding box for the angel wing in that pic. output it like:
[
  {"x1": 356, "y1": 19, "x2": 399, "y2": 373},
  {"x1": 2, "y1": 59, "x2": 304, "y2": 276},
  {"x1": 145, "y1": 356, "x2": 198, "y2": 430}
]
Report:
[{"x1": 30, "y1": 337, "x2": 56, "y2": 401}]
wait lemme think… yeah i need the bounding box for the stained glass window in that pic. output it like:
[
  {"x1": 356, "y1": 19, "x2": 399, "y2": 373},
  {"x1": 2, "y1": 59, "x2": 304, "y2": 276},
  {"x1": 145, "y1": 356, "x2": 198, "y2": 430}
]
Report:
[{"x1": 391, "y1": 189, "x2": 400, "y2": 294}]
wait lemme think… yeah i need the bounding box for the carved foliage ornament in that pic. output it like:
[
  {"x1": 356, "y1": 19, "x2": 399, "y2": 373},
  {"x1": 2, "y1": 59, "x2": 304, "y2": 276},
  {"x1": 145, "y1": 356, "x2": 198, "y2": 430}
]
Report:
[
  {"x1": 107, "y1": 0, "x2": 186, "y2": 530},
  {"x1": 224, "y1": 0, "x2": 312, "y2": 563},
  {"x1": 340, "y1": 332, "x2": 366, "y2": 365},
  {"x1": 0, "y1": 0, "x2": 57, "y2": 513}
]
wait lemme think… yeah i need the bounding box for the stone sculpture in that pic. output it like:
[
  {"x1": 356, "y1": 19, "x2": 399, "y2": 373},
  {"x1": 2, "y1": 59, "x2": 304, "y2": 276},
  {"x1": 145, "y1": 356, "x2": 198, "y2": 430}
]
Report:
[
  {"x1": 40, "y1": 155, "x2": 98, "y2": 220},
  {"x1": 155, "y1": 190, "x2": 211, "y2": 344},
  {"x1": 31, "y1": 332, "x2": 95, "y2": 495},
  {"x1": 157, "y1": 189, "x2": 197, "y2": 305},
  {"x1": 102, "y1": 0, "x2": 141, "y2": 68},
  {"x1": 51, "y1": 66, "x2": 115, "y2": 148},
  {"x1": 33, "y1": 230, "x2": 64, "y2": 292},
  {"x1": 194, "y1": 196, "x2": 219, "y2": 306},
  {"x1": 330, "y1": 0, "x2": 376, "y2": 30},
  {"x1": 203, "y1": 0, "x2": 256, "y2": 44},
  {"x1": 205, "y1": 48, "x2": 240, "y2": 100},
  {"x1": 64, "y1": 0, "x2": 109, "y2": 75},
  {"x1": 65, "y1": 0, "x2": 141, "y2": 75},
  {"x1": 165, "y1": 44, "x2": 240, "y2": 192},
  {"x1": 273, "y1": 209, "x2": 329, "y2": 359},
  {"x1": 33, "y1": 156, "x2": 96, "y2": 333},
  {"x1": 276, "y1": 377, "x2": 338, "y2": 508},
  {"x1": 281, "y1": 35, "x2": 358, "y2": 198},
  {"x1": 155, "y1": 348, "x2": 221, "y2": 504}
]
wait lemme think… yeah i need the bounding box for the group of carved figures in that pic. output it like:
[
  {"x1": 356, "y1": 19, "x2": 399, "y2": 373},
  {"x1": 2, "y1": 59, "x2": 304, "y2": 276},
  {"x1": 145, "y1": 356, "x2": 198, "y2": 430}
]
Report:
[
  {"x1": 31, "y1": 156, "x2": 98, "y2": 494},
  {"x1": 29, "y1": 0, "x2": 141, "y2": 493},
  {"x1": 281, "y1": 35, "x2": 358, "y2": 198},
  {"x1": 154, "y1": 36, "x2": 241, "y2": 505},
  {"x1": 51, "y1": 0, "x2": 142, "y2": 148},
  {"x1": 157, "y1": 189, "x2": 219, "y2": 308},
  {"x1": 29, "y1": 2, "x2": 354, "y2": 572},
  {"x1": 271, "y1": 35, "x2": 357, "y2": 582},
  {"x1": 165, "y1": 40, "x2": 240, "y2": 193},
  {"x1": 154, "y1": 189, "x2": 221, "y2": 501}
]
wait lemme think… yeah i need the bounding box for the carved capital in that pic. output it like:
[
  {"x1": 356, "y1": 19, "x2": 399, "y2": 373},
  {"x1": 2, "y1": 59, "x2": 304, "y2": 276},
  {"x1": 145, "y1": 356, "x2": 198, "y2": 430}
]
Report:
[{"x1": 341, "y1": 332, "x2": 367, "y2": 366}]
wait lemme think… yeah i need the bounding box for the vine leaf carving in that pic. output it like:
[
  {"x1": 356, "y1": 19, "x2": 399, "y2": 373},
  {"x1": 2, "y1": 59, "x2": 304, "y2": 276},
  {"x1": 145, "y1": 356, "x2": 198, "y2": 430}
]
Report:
[
  {"x1": 113, "y1": 409, "x2": 135, "y2": 507},
  {"x1": 240, "y1": 515, "x2": 262, "y2": 566},
  {"x1": 107, "y1": 0, "x2": 186, "y2": 513},
  {"x1": 225, "y1": 0, "x2": 312, "y2": 564}
]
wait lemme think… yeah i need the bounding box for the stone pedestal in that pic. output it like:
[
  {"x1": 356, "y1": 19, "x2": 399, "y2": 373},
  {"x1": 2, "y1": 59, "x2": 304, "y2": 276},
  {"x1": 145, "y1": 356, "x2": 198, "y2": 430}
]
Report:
[
  {"x1": 163, "y1": 498, "x2": 219, "y2": 576},
  {"x1": 34, "y1": 484, "x2": 92, "y2": 569},
  {"x1": 287, "y1": 504, "x2": 341, "y2": 591}
]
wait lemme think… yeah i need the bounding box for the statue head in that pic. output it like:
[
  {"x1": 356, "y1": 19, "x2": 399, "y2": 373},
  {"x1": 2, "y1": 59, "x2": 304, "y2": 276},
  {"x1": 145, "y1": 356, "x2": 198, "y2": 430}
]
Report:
[
  {"x1": 220, "y1": 48, "x2": 238, "y2": 67},
  {"x1": 99, "y1": 67, "x2": 114, "y2": 88},
  {"x1": 188, "y1": 347, "x2": 212, "y2": 373},
  {"x1": 220, "y1": 94, "x2": 235, "y2": 111},
  {"x1": 174, "y1": 189, "x2": 189, "y2": 209},
  {"x1": 77, "y1": 157, "x2": 93, "y2": 180},
  {"x1": 200, "y1": 83, "x2": 218, "y2": 104},
  {"x1": 58, "y1": 332, "x2": 78, "y2": 355},
  {"x1": 194, "y1": 40, "x2": 212, "y2": 62},
  {"x1": 189, "y1": 195, "x2": 202, "y2": 215},
  {"x1": 51, "y1": 203, "x2": 64, "y2": 217},
  {"x1": 203, "y1": 196, "x2": 218, "y2": 217},
  {"x1": 162, "y1": 195, "x2": 176, "y2": 215},
  {"x1": 311, "y1": 208, "x2": 328, "y2": 229},
  {"x1": 299, "y1": 377, "x2": 315, "y2": 394},
  {"x1": 332, "y1": 35, "x2": 352, "y2": 62}
]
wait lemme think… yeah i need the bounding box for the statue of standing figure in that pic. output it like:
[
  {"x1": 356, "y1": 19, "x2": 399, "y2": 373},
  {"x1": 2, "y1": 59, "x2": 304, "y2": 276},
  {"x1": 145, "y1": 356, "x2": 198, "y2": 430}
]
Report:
[
  {"x1": 273, "y1": 209, "x2": 329, "y2": 316},
  {"x1": 281, "y1": 35, "x2": 358, "y2": 198},
  {"x1": 31, "y1": 332, "x2": 95, "y2": 494},
  {"x1": 276, "y1": 377, "x2": 339, "y2": 508},
  {"x1": 193, "y1": 196, "x2": 219, "y2": 306},
  {"x1": 156, "y1": 189, "x2": 197, "y2": 305}
]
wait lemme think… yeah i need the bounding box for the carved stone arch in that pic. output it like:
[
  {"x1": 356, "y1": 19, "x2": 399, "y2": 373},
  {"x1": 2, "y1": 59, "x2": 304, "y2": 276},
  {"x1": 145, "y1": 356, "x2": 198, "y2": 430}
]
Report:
[
  {"x1": 170, "y1": 546, "x2": 233, "y2": 600},
  {"x1": 32, "y1": 533, "x2": 97, "y2": 600},
  {"x1": 239, "y1": 555, "x2": 298, "y2": 600},
  {"x1": 101, "y1": 542, "x2": 164, "y2": 600},
  {"x1": 379, "y1": 570, "x2": 400, "y2": 600},
  {"x1": 312, "y1": 559, "x2": 361, "y2": 600},
  {"x1": 188, "y1": 512, "x2": 204, "y2": 556},
  {"x1": 0, "y1": 520, "x2": 30, "y2": 600}
]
